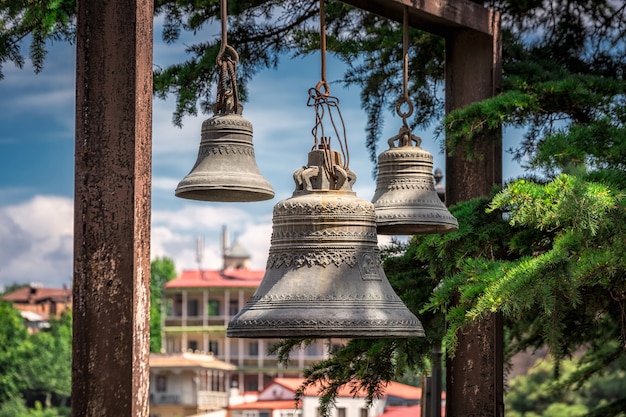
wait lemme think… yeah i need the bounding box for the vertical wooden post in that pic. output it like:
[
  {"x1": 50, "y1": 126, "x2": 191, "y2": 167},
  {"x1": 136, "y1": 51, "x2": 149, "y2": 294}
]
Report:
[
  {"x1": 444, "y1": 16, "x2": 504, "y2": 417},
  {"x1": 72, "y1": 0, "x2": 153, "y2": 415}
]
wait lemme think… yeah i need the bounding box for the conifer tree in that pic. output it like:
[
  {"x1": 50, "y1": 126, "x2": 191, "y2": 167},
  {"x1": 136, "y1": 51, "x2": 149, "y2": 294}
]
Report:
[{"x1": 1, "y1": 0, "x2": 624, "y2": 414}]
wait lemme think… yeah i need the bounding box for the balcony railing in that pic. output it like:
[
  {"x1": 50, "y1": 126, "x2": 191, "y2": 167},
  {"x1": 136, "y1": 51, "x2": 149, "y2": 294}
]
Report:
[
  {"x1": 198, "y1": 391, "x2": 229, "y2": 410},
  {"x1": 151, "y1": 394, "x2": 180, "y2": 405},
  {"x1": 150, "y1": 391, "x2": 228, "y2": 409},
  {"x1": 164, "y1": 316, "x2": 229, "y2": 329}
]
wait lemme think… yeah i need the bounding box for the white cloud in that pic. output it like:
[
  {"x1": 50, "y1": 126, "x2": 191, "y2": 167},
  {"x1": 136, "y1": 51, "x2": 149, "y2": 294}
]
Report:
[
  {"x1": 151, "y1": 201, "x2": 273, "y2": 272},
  {"x1": 0, "y1": 196, "x2": 74, "y2": 288}
]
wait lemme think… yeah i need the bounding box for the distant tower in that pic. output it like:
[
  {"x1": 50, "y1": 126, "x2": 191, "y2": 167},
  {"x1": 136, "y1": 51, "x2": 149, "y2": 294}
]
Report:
[
  {"x1": 222, "y1": 225, "x2": 251, "y2": 270},
  {"x1": 434, "y1": 168, "x2": 445, "y2": 203}
]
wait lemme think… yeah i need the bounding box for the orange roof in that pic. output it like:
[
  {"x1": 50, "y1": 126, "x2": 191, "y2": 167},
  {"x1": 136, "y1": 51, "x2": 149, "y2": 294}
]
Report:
[
  {"x1": 270, "y1": 378, "x2": 421, "y2": 400},
  {"x1": 165, "y1": 269, "x2": 264, "y2": 289},
  {"x1": 149, "y1": 352, "x2": 236, "y2": 371},
  {"x1": 229, "y1": 400, "x2": 299, "y2": 410},
  {"x1": 380, "y1": 405, "x2": 422, "y2": 417},
  {"x1": 2, "y1": 286, "x2": 71, "y2": 303}
]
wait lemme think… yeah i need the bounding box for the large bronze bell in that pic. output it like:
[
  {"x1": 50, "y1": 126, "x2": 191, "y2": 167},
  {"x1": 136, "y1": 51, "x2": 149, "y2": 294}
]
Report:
[
  {"x1": 175, "y1": 105, "x2": 274, "y2": 202},
  {"x1": 227, "y1": 147, "x2": 424, "y2": 338},
  {"x1": 372, "y1": 127, "x2": 458, "y2": 235}
]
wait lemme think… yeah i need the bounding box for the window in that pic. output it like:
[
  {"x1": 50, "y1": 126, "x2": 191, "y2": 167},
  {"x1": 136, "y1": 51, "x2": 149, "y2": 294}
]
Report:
[
  {"x1": 187, "y1": 299, "x2": 199, "y2": 316},
  {"x1": 245, "y1": 378, "x2": 258, "y2": 392},
  {"x1": 156, "y1": 375, "x2": 167, "y2": 393},
  {"x1": 360, "y1": 408, "x2": 369, "y2": 417},
  {"x1": 260, "y1": 412, "x2": 270, "y2": 417},
  {"x1": 229, "y1": 299, "x2": 240, "y2": 315},
  {"x1": 164, "y1": 298, "x2": 173, "y2": 316},
  {"x1": 208, "y1": 340, "x2": 219, "y2": 355},
  {"x1": 306, "y1": 342, "x2": 318, "y2": 356},
  {"x1": 188, "y1": 340, "x2": 198, "y2": 352},
  {"x1": 337, "y1": 408, "x2": 346, "y2": 417},
  {"x1": 248, "y1": 341, "x2": 259, "y2": 356},
  {"x1": 207, "y1": 300, "x2": 220, "y2": 316}
]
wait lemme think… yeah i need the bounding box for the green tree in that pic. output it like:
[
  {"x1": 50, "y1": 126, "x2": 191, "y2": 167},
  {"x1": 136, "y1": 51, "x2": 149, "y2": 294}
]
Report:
[
  {"x1": 0, "y1": 0, "x2": 74, "y2": 79},
  {"x1": 150, "y1": 257, "x2": 177, "y2": 352},
  {"x1": 506, "y1": 356, "x2": 626, "y2": 417},
  {"x1": 0, "y1": 303, "x2": 71, "y2": 415},
  {"x1": 0, "y1": 301, "x2": 29, "y2": 403},
  {"x1": 18, "y1": 312, "x2": 72, "y2": 410}
]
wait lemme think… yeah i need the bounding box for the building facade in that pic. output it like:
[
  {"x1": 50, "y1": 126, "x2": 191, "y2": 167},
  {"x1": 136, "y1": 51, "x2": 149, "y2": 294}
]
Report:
[
  {"x1": 227, "y1": 378, "x2": 422, "y2": 417},
  {"x1": 162, "y1": 238, "x2": 337, "y2": 392},
  {"x1": 1, "y1": 283, "x2": 72, "y2": 332},
  {"x1": 149, "y1": 352, "x2": 236, "y2": 417}
]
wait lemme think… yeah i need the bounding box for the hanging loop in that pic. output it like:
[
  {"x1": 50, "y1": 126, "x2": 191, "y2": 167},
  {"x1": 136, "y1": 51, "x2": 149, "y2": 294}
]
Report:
[
  {"x1": 216, "y1": 44, "x2": 239, "y2": 66},
  {"x1": 395, "y1": 96, "x2": 414, "y2": 120},
  {"x1": 302, "y1": 0, "x2": 351, "y2": 187},
  {"x1": 214, "y1": 0, "x2": 241, "y2": 115},
  {"x1": 315, "y1": 80, "x2": 331, "y2": 97},
  {"x1": 395, "y1": 6, "x2": 415, "y2": 130}
]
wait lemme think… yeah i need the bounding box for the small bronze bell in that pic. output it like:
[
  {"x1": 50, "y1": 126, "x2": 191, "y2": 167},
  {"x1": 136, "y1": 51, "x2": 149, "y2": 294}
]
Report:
[
  {"x1": 227, "y1": 147, "x2": 424, "y2": 338},
  {"x1": 372, "y1": 127, "x2": 458, "y2": 235},
  {"x1": 175, "y1": 105, "x2": 274, "y2": 202}
]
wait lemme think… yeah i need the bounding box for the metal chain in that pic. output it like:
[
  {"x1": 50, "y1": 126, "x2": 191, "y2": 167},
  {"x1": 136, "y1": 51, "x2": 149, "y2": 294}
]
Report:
[
  {"x1": 395, "y1": 6, "x2": 414, "y2": 126},
  {"x1": 305, "y1": 0, "x2": 350, "y2": 180},
  {"x1": 318, "y1": 0, "x2": 330, "y2": 96},
  {"x1": 214, "y1": 0, "x2": 240, "y2": 114}
]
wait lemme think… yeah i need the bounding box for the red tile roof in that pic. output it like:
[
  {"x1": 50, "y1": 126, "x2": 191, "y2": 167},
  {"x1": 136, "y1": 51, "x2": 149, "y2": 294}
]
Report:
[
  {"x1": 269, "y1": 378, "x2": 421, "y2": 400},
  {"x1": 2, "y1": 286, "x2": 71, "y2": 303},
  {"x1": 165, "y1": 269, "x2": 264, "y2": 289},
  {"x1": 380, "y1": 404, "x2": 422, "y2": 417},
  {"x1": 149, "y1": 352, "x2": 236, "y2": 371},
  {"x1": 229, "y1": 400, "x2": 299, "y2": 410}
]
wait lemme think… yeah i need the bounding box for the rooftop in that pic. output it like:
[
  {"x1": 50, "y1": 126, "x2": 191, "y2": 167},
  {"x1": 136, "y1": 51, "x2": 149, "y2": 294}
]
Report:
[
  {"x1": 149, "y1": 352, "x2": 237, "y2": 371},
  {"x1": 2, "y1": 285, "x2": 72, "y2": 304},
  {"x1": 165, "y1": 268, "x2": 264, "y2": 289}
]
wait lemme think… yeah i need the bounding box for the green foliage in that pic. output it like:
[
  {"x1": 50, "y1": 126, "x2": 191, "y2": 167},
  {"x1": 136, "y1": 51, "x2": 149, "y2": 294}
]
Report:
[
  {"x1": 505, "y1": 356, "x2": 626, "y2": 417},
  {"x1": 0, "y1": 398, "x2": 67, "y2": 417},
  {"x1": 0, "y1": 303, "x2": 71, "y2": 415},
  {"x1": 0, "y1": 301, "x2": 29, "y2": 403},
  {"x1": 0, "y1": 0, "x2": 75, "y2": 79},
  {"x1": 18, "y1": 312, "x2": 72, "y2": 405},
  {"x1": 150, "y1": 257, "x2": 177, "y2": 352}
]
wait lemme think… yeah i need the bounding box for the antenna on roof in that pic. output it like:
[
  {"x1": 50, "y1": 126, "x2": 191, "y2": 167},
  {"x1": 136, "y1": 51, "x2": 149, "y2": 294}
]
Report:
[{"x1": 196, "y1": 235, "x2": 205, "y2": 272}]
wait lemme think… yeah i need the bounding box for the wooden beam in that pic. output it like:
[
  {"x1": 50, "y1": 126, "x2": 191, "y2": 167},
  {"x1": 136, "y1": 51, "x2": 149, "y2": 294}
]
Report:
[
  {"x1": 340, "y1": 0, "x2": 496, "y2": 36},
  {"x1": 72, "y1": 0, "x2": 153, "y2": 415}
]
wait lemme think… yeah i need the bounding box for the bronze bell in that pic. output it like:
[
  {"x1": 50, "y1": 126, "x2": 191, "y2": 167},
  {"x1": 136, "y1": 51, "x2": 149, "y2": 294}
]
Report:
[
  {"x1": 227, "y1": 147, "x2": 424, "y2": 338},
  {"x1": 372, "y1": 127, "x2": 458, "y2": 235},
  {"x1": 175, "y1": 105, "x2": 274, "y2": 202}
]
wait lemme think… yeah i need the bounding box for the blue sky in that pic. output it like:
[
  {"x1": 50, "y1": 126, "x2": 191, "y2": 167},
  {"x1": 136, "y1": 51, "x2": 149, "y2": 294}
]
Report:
[{"x1": 0, "y1": 20, "x2": 524, "y2": 289}]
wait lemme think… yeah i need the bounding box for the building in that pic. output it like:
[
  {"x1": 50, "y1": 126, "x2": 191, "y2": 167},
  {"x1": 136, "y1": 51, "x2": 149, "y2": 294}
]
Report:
[
  {"x1": 1, "y1": 283, "x2": 72, "y2": 332},
  {"x1": 227, "y1": 377, "x2": 422, "y2": 417},
  {"x1": 150, "y1": 351, "x2": 236, "y2": 417},
  {"x1": 162, "y1": 232, "x2": 338, "y2": 392}
]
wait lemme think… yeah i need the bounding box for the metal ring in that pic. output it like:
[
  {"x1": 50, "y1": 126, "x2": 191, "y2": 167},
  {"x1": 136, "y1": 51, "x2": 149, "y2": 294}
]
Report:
[
  {"x1": 395, "y1": 97, "x2": 414, "y2": 119},
  {"x1": 216, "y1": 44, "x2": 240, "y2": 64},
  {"x1": 315, "y1": 80, "x2": 331, "y2": 97}
]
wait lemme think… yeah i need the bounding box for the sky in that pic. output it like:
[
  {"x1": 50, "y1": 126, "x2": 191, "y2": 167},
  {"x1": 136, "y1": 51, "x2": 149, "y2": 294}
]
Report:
[{"x1": 0, "y1": 19, "x2": 524, "y2": 290}]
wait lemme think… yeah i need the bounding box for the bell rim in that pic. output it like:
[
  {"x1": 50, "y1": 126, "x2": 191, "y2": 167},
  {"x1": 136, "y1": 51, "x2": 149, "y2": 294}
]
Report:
[
  {"x1": 227, "y1": 319, "x2": 425, "y2": 339},
  {"x1": 175, "y1": 186, "x2": 275, "y2": 202}
]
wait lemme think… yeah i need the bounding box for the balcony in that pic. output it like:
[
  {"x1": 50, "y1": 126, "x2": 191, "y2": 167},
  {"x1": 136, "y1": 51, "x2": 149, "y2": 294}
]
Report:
[
  {"x1": 198, "y1": 391, "x2": 229, "y2": 410},
  {"x1": 164, "y1": 315, "x2": 229, "y2": 330},
  {"x1": 150, "y1": 391, "x2": 228, "y2": 409},
  {"x1": 151, "y1": 393, "x2": 180, "y2": 405}
]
